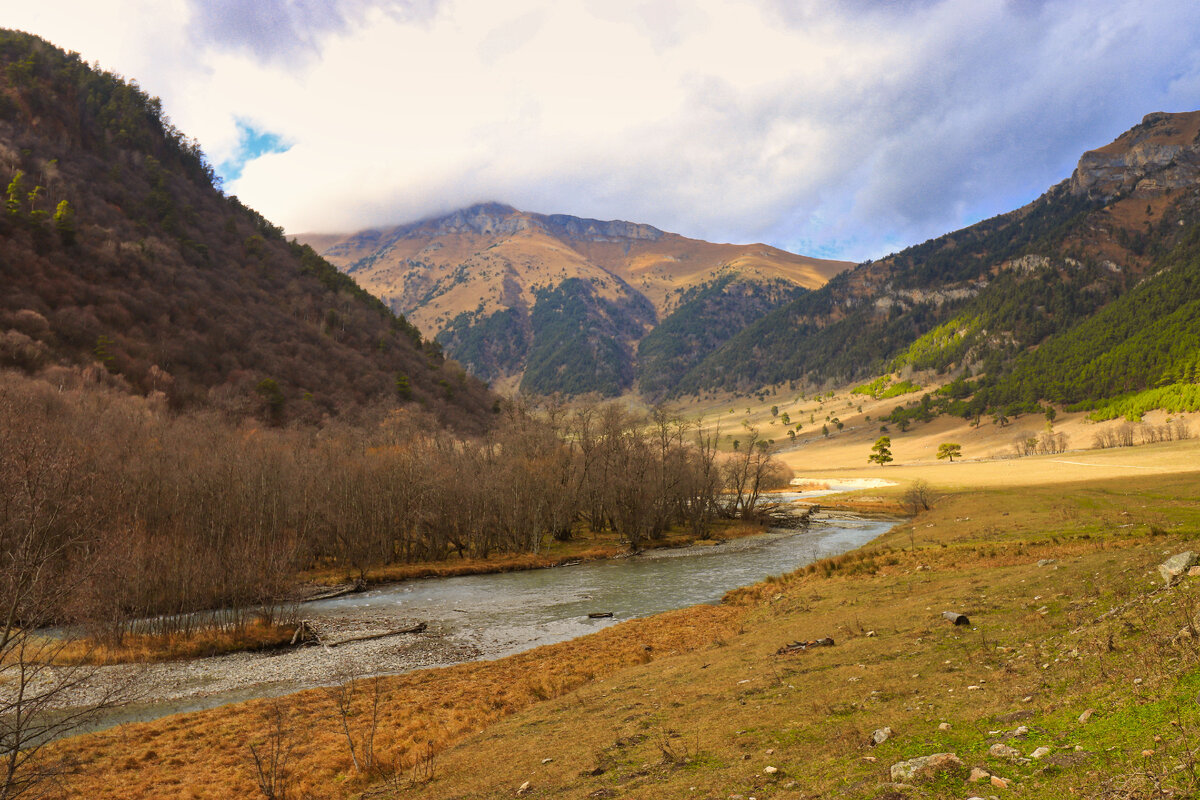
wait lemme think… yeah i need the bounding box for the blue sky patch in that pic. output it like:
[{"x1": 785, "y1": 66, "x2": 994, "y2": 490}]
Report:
[{"x1": 217, "y1": 119, "x2": 291, "y2": 184}]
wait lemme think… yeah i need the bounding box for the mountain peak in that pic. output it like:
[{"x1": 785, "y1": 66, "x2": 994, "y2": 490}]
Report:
[
  {"x1": 397, "y1": 203, "x2": 665, "y2": 244},
  {"x1": 1070, "y1": 109, "x2": 1200, "y2": 200},
  {"x1": 304, "y1": 205, "x2": 850, "y2": 395}
]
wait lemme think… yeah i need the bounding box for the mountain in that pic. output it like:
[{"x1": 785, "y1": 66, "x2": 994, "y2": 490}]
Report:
[
  {"x1": 0, "y1": 30, "x2": 494, "y2": 429},
  {"x1": 675, "y1": 111, "x2": 1200, "y2": 415},
  {"x1": 303, "y1": 204, "x2": 849, "y2": 396}
]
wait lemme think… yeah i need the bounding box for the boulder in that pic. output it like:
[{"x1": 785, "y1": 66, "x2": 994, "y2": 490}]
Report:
[
  {"x1": 968, "y1": 767, "x2": 990, "y2": 782},
  {"x1": 870, "y1": 727, "x2": 893, "y2": 746},
  {"x1": 1159, "y1": 552, "x2": 1199, "y2": 585},
  {"x1": 989, "y1": 743, "x2": 1021, "y2": 760},
  {"x1": 889, "y1": 752, "x2": 964, "y2": 783}
]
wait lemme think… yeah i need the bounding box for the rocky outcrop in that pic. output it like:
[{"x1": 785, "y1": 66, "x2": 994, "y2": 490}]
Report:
[
  {"x1": 1070, "y1": 111, "x2": 1200, "y2": 200},
  {"x1": 387, "y1": 203, "x2": 666, "y2": 243},
  {"x1": 1159, "y1": 551, "x2": 1200, "y2": 586}
]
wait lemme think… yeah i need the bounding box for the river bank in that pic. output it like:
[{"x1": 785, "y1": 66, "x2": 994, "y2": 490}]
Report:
[
  {"x1": 35, "y1": 507, "x2": 894, "y2": 736},
  {"x1": 297, "y1": 517, "x2": 772, "y2": 589}
]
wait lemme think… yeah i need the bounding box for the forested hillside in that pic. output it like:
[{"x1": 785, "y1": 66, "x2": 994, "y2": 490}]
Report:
[
  {"x1": 636, "y1": 274, "x2": 806, "y2": 397},
  {"x1": 978, "y1": 192, "x2": 1200, "y2": 416},
  {"x1": 0, "y1": 30, "x2": 492, "y2": 428},
  {"x1": 674, "y1": 111, "x2": 1200, "y2": 417}
]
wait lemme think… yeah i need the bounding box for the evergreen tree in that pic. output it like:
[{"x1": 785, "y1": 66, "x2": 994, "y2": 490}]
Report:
[
  {"x1": 53, "y1": 199, "x2": 75, "y2": 244},
  {"x1": 869, "y1": 436, "x2": 893, "y2": 466},
  {"x1": 936, "y1": 442, "x2": 962, "y2": 462}
]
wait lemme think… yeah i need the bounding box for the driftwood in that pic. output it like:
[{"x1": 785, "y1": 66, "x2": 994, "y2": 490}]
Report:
[
  {"x1": 299, "y1": 580, "x2": 367, "y2": 604},
  {"x1": 775, "y1": 637, "x2": 834, "y2": 655},
  {"x1": 291, "y1": 619, "x2": 325, "y2": 646},
  {"x1": 291, "y1": 620, "x2": 427, "y2": 648},
  {"x1": 587, "y1": 612, "x2": 614, "y2": 619},
  {"x1": 766, "y1": 503, "x2": 820, "y2": 529}
]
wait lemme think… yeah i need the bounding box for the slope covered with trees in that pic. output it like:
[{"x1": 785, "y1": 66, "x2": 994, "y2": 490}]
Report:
[
  {"x1": 675, "y1": 111, "x2": 1200, "y2": 418},
  {"x1": 636, "y1": 274, "x2": 806, "y2": 398},
  {"x1": 674, "y1": 185, "x2": 1104, "y2": 394},
  {"x1": 979, "y1": 193, "x2": 1200, "y2": 413},
  {"x1": 0, "y1": 30, "x2": 492, "y2": 428}
]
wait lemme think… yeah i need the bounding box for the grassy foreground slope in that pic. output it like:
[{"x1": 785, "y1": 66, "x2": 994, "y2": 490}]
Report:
[{"x1": 53, "y1": 441, "x2": 1200, "y2": 799}]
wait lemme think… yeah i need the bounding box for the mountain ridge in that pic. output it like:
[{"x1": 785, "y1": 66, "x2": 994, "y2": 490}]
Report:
[{"x1": 302, "y1": 204, "x2": 851, "y2": 395}]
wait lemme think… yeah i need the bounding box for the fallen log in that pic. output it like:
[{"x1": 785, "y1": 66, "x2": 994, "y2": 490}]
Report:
[
  {"x1": 290, "y1": 619, "x2": 326, "y2": 647},
  {"x1": 299, "y1": 580, "x2": 367, "y2": 604},
  {"x1": 587, "y1": 612, "x2": 614, "y2": 619},
  {"x1": 775, "y1": 637, "x2": 834, "y2": 655},
  {"x1": 292, "y1": 620, "x2": 427, "y2": 648},
  {"x1": 321, "y1": 621, "x2": 427, "y2": 648}
]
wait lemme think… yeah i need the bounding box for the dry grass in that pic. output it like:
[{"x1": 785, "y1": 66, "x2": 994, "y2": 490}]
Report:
[
  {"x1": 412, "y1": 472, "x2": 1200, "y2": 799},
  {"x1": 48, "y1": 620, "x2": 299, "y2": 666},
  {"x1": 676, "y1": 377, "x2": 1200, "y2": 470},
  {"x1": 51, "y1": 605, "x2": 745, "y2": 799},
  {"x1": 302, "y1": 520, "x2": 765, "y2": 586}
]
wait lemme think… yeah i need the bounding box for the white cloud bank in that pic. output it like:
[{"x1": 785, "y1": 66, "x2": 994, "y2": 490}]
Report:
[{"x1": 5, "y1": 0, "x2": 1200, "y2": 260}]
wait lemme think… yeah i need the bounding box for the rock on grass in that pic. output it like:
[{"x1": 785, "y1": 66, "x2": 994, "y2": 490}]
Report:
[{"x1": 889, "y1": 752, "x2": 965, "y2": 782}]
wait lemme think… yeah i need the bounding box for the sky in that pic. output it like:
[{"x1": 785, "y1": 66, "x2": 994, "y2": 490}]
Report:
[{"x1": 6, "y1": 0, "x2": 1200, "y2": 261}]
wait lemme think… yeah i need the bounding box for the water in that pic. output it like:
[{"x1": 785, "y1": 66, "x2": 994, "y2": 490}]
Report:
[
  {"x1": 308, "y1": 514, "x2": 896, "y2": 659},
  {"x1": 64, "y1": 512, "x2": 896, "y2": 732}
]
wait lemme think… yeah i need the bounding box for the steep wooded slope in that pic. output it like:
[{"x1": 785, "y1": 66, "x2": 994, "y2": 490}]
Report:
[
  {"x1": 679, "y1": 111, "x2": 1200, "y2": 406},
  {"x1": 0, "y1": 30, "x2": 493, "y2": 428}
]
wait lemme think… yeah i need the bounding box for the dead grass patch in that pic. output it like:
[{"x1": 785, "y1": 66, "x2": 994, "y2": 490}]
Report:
[{"x1": 52, "y1": 605, "x2": 744, "y2": 799}]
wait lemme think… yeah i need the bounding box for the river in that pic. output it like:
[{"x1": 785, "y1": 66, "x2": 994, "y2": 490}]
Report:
[{"x1": 58, "y1": 504, "x2": 897, "y2": 733}]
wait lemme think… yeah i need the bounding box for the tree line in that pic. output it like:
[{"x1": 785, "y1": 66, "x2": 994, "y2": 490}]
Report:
[{"x1": 0, "y1": 370, "x2": 789, "y2": 645}]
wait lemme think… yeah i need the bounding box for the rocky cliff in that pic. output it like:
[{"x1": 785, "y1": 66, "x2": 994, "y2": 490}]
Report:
[{"x1": 1070, "y1": 110, "x2": 1200, "y2": 200}]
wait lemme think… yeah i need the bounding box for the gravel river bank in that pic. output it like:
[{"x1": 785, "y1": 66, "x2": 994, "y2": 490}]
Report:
[{"x1": 24, "y1": 507, "x2": 898, "y2": 733}]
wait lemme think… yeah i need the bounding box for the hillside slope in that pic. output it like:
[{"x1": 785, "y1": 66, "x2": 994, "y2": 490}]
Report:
[
  {"x1": 304, "y1": 204, "x2": 850, "y2": 396},
  {"x1": 0, "y1": 30, "x2": 493, "y2": 428},
  {"x1": 680, "y1": 111, "x2": 1200, "y2": 406}
]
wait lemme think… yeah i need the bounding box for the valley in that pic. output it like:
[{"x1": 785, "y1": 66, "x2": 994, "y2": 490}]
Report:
[{"x1": 1, "y1": 20, "x2": 1200, "y2": 800}]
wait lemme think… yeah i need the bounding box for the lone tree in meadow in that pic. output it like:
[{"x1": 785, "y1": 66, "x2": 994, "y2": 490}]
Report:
[
  {"x1": 869, "y1": 436, "x2": 893, "y2": 466},
  {"x1": 937, "y1": 442, "x2": 962, "y2": 462}
]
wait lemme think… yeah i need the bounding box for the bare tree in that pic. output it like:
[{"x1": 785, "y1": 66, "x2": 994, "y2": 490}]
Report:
[
  {"x1": 0, "y1": 385, "x2": 129, "y2": 800},
  {"x1": 248, "y1": 702, "x2": 296, "y2": 800},
  {"x1": 722, "y1": 431, "x2": 776, "y2": 520},
  {"x1": 324, "y1": 674, "x2": 384, "y2": 775},
  {"x1": 901, "y1": 480, "x2": 934, "y2": 516}
]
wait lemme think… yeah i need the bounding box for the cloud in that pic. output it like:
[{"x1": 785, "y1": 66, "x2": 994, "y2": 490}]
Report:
[
  {"x1": 185, "y1": 0, "x2": 440, "y2": 64},
  {"x1": 7, "y1": 0, "x2": 1200, "y2": 261}
]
